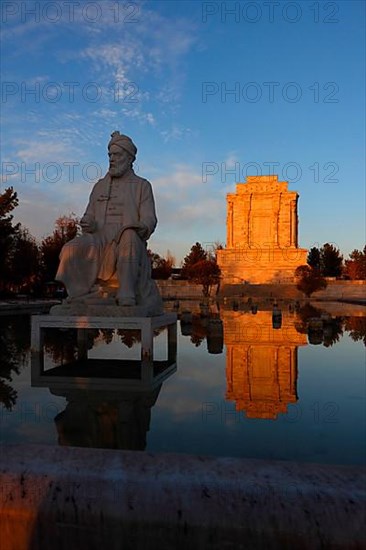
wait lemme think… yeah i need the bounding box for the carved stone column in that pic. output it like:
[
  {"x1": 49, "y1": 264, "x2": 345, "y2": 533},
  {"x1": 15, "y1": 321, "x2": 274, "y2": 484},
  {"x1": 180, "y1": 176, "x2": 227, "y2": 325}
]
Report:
[
  {"x1": 290, "y1": 199, "x2": 298, "y2": 247},
  {"x1": 227, "y1": 200, "x2": 233, "y2": 248}
]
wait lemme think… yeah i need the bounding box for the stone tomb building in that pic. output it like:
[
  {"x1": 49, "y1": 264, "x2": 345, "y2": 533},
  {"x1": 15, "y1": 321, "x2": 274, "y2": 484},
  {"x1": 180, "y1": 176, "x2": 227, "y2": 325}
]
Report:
[{"x1": 217, "y1": 175, "x2": 307, "y2": 284}]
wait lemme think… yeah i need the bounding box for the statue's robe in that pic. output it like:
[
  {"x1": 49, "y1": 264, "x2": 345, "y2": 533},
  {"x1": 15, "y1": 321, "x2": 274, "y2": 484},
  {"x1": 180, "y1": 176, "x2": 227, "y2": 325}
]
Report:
[{"x1": 56, "y1": 169, "x2": 160, "y2": 304}]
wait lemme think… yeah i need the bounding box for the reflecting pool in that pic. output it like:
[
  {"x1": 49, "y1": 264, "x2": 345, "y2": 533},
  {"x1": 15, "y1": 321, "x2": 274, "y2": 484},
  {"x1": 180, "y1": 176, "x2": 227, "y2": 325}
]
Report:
[{"x1": 0, "y1": 305, "x2": 365, "y2": 465}]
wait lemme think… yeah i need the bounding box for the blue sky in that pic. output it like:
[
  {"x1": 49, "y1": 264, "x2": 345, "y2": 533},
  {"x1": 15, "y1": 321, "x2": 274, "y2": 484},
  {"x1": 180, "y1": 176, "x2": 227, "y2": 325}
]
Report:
[{"x1": 1, "y1": 0, "x2": 365, "y2": 262}]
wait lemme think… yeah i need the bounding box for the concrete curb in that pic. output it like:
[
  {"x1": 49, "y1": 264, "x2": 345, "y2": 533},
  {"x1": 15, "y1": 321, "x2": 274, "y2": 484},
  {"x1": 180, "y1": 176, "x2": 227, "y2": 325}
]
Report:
[
  {"x1": 0, "y1": 444, "x2": 365, "y2": 549},
  {"x1": 0, "y1": 301, "x2": 58, "y2": 315}
]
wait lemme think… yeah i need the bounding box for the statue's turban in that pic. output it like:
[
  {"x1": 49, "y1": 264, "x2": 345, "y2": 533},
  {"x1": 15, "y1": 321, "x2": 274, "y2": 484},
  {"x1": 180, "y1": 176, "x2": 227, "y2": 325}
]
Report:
[{"x1": 108, "y1": 131, "x2": 137, "y2": 159}]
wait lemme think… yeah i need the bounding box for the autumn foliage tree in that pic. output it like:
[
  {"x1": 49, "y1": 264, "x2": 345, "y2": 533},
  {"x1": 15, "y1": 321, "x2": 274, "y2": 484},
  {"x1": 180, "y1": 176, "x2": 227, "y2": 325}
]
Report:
[
  {"x1": 181, "y1": 242, "x2": 207, "y2": 278},
  {"x1": 181, "y1": 242, "x2": 221, "y2": 296},
  {"x1": 40, "y1": 214, "x2": 79, "y2": 282},
  {"x1": 185, "y1": 258, "x2": 221, "y2": 297},
  {"x1": 344, "y1": 246, "x2": 366, "y2": 280}
]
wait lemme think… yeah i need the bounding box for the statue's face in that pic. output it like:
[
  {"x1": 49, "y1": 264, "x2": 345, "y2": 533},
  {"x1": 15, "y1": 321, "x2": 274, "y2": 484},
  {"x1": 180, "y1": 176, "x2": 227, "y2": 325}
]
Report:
[{"x1": 108, "y1": 144, "x2": 133, "y2": 177}]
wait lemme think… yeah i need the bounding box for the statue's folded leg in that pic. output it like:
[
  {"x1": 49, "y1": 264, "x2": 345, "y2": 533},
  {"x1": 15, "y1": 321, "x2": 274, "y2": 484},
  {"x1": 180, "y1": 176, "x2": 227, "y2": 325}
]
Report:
[
  {"x1": 55, "y1": 234, "x2": 100, "y2": 299},
  {"x1": 115, "y1": 229, "x2": 143, "y2": 305}
]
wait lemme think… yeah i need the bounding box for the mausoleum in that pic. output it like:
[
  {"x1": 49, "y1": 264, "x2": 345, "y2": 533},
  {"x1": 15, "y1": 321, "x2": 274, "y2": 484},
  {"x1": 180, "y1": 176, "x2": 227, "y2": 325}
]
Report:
[{"x1": 217, "y1": 175, "x2": 307, "y2": 284}]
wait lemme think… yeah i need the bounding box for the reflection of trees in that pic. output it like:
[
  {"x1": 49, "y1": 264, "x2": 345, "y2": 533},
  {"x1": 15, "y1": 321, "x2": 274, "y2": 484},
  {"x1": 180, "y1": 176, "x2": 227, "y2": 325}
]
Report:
[
  {"x1": 294, "y1": 304, "x2": 323, "y2": 334},
  {"x1": 99, "y1": 329, "x2": 141, "y2": 347},
  {"x1": 344, "y1": 317, "x2": 366, "y2": 346},
  {"x1": 99, "y1": 329, "x2": 114, "y2": 344},
  {"x1": 117, "y1": 329, "x2": 141, "y2": 348},
  {"x1": 322, "y1": 318, "x2": 344, "y2": 348},
  {"x1": 44, "y1": 329, "x2": 98, "y2": 365},
  {"x1": 180, "y1": 314, "x2": 223, "y2": 351},
  {"x1": 44, "y1": 327, "x2": 165, "y2": 363},
  {"x1": 0, "y1": 380, "x2": 17, "y2": 410},
  {"x1": 0, "y1": 316, "x2": 30, "y2": 409},
  {"x1": 190, "y1": 333, "x2": 204, "y2": 347},
  {"x1": 100, "y1": 328, "x2": 164, "y2": 348},
  {"x1": 190, "y1": 318, "x2": 207, "y2": 347},
  {"x1": 44, "y1": 329, "x2": 78, "y2": 365},
  {"x1": 294, "y1": 305, "x2": 344, "y2": 347}
]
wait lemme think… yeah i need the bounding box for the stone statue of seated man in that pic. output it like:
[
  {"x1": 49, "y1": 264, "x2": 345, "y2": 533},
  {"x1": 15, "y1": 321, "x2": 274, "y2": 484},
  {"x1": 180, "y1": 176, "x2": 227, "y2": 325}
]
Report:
[{"x1": 55, "y1": 131, "x2": 162, "y2": 313}]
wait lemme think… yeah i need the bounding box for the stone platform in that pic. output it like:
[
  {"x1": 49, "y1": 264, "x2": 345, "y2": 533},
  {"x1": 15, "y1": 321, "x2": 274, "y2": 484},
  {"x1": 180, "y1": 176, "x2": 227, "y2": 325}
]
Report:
[
  {"x1": 217, "y1": 246, "x2": 307, "y2": 284},
  {"x1": 31, "y1": 313, "x2": 178, "y2": 388},
  {"x1": 50, "y1": 293, "x2": 164, "y2": 317}
]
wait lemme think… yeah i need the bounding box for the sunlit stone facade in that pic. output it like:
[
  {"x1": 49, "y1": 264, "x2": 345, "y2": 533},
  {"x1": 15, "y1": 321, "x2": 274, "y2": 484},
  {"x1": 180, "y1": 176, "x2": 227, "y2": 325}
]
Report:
[{"x1": 217, "y1": 175, "x2": 307, "y2": 283}]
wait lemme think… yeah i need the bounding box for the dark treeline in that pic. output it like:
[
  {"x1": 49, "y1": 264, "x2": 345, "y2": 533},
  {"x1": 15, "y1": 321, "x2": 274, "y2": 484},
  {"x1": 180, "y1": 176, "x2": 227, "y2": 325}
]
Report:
[
  {"x1": 0, "y1": 187, "x2": 79, "y2": 296},
  {"x1": 307, "y1": 244, "x2": 366, "y2": 280}
]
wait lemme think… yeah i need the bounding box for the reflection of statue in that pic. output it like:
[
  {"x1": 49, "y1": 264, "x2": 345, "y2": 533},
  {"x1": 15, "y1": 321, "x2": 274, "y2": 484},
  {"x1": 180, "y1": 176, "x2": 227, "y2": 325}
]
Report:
[
  {"x1": 53, "y1": 387, "x2": 161, "y2": 450},
  {"x1": 55, "y1": 131, "x2": 161, "y2": 310}
]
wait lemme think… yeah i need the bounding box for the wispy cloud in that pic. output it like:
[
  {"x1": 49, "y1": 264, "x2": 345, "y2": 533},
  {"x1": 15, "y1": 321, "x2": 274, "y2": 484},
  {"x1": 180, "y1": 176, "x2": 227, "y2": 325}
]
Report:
[
  {"x1": 3, "y1": 2, "x2": 199, "y2": 162},
  {"x1": 160, "y1": 126, "x2": 194, "y2": 143},
  {"x1": 2, "y1": 2, "x2": 214, "y2": 256},
  {"x1": 14, "y1": 140, "x2": 72, "y2": 163},
  {"x1": 150, "y1": 165, "x2": 225, "y2": 259}
]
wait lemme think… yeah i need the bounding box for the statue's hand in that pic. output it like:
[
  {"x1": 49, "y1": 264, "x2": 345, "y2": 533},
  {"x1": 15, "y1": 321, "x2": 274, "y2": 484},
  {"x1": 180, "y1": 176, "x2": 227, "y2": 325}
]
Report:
[{"x1": 80, "y1": 215, "x2": 97, "y2": 234}]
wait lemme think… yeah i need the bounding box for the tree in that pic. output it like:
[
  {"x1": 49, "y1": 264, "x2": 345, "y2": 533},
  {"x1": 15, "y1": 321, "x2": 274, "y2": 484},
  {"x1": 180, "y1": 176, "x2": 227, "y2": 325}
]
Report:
[
  {"x1": 181, "y1": 242, "x2": 207, "y2": 278},
  {"x1": 181, "y1": 243, "x2": 221, "y2": 296},
  {"x1": 41, "y1": 214, "x2": 79, "y2": 282},
  {"x1": 295, "y1": 265, "x2": 327, "y2": 298},
  {"x1": 147, "y1": 250, "x2": 161, "y2": 269},
  {"x1": 307, "y1": 247, "x2": 321, "y2": 270},
  {"x1": 8, "y1": 227, "x2": 41, "y2": 292},
  {"x1": 319, "y1": 243, "x2": 343, "y2": 277},
  {"x1": 147, "y1": 249, "x2": 174, "y2": 279},
  {"x1": 185, "y1": 258, "x2": 221, "y2": 297},
  {"x1": 344, "y1": 246, "x2": 366, "y2": 280},
  {"x1": 0, "y1": 187, "x2": 20, "y2": 292}
]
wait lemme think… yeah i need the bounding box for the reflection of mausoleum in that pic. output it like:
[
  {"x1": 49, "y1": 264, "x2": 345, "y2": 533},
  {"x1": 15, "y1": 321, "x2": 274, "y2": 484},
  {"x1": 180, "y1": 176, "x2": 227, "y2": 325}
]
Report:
[
  {"x1": 217, "y1": 175, "x2": 307, "y2": 283},
  {"x1": 223, "y1": 311, "x2": 307, "y2": 419}
]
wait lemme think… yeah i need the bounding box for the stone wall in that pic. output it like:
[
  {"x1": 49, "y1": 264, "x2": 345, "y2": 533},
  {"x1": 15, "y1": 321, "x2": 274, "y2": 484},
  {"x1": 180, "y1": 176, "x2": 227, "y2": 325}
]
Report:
[
  {"x1": 155, "y1": 280, "x2": 366, "y2": 302},
  {"x1": 156, "y1": 280, "x2": 205, "y2": 299},
  {"x1": 0, "y1": 444, "x2": 364, "y2": 550}
]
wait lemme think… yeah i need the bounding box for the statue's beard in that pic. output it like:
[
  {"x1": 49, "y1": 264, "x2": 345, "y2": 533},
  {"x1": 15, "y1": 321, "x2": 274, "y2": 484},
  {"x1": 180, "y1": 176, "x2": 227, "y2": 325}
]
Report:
[{"x1": 109, "y1": 159, "x2": 131, "y2": 178}]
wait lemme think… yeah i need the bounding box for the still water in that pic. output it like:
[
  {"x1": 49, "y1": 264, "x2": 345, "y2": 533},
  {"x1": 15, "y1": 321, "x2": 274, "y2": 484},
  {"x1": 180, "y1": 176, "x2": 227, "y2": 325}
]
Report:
[{"x1": 0, "y1": 305, "x2": 365, "y2": 465}]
